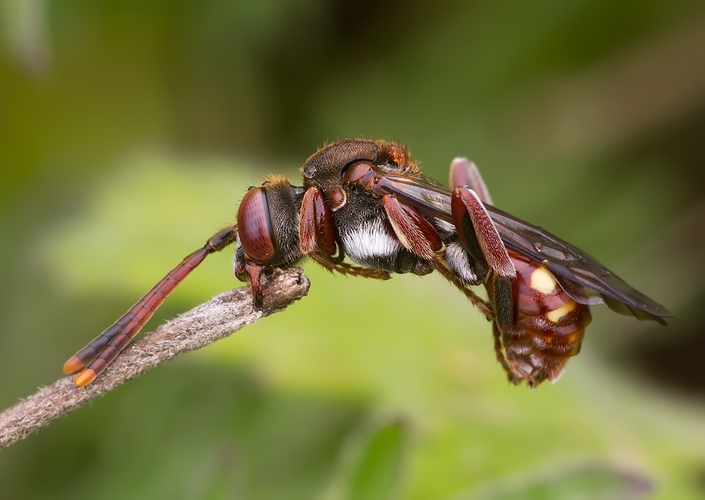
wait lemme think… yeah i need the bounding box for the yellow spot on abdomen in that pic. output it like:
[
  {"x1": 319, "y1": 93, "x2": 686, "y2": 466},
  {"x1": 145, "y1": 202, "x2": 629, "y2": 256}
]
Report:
[
  {"x1": 530, "y1": 267, "x2": 557, "y2": 294},
  {"x1": 546, "y1": 301, "x2": 577, "y2": 323}
]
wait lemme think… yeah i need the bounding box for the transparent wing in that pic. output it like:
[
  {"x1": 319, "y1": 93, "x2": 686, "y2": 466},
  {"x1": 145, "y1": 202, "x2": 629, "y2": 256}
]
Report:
[{"x1": 375, "y1": 173, "x2": 671, "y2": 323}]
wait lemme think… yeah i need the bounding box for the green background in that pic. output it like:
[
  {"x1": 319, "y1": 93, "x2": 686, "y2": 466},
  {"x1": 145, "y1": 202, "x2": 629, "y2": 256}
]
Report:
[{"x1": 1, "y1": 1, "x2": 704, "y2": 498}]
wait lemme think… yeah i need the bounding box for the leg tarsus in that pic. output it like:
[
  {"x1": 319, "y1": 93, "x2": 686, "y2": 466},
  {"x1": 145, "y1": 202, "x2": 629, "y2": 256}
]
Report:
[
  {"x1": 244, "y1": 261, "x2": 265, "y2": 307},
  {"x1": 432, "y1": 259, "x2": 494, "y2": 321},
  {"x1": 311, "y1": 252, "x2": 390, "y2": 280},
  {"x1": 492, "y1": 323, "x2": 523, "y2": 386}
]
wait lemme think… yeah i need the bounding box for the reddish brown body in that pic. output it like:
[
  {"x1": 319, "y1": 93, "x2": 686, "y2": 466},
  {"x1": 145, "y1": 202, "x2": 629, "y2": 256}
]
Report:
[
  {"x1": 498, "y1": 253, "x2": 592, "y2": 385},
  {"x1": 63, "y1": 139, "x2": 670, "y2": 387}
]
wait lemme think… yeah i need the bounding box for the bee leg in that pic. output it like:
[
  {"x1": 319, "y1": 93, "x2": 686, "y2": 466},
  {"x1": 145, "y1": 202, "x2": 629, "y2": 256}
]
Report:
[
  {"x1": 449, "y1": 159, "x2": 518, "y2": 370},
  {"x1": 381, "y1": 194, "x2": 444, "y2": 261},
  {"x1": 451, "y1": 186, "x2": 516, "y2": 329},
  {"x1": 449, "y1": 158, "x2": 514, "y2": 318},
  {"x1": 64, "y1": 225, "x2": 239, "y2": 386},
  {"x1": 451, "y1": 187, "x2": 515, "y2": 279},
  {"x1": 449, "y1": 157, "x2": 493, "y2": 205},
  {"x1": 300, "y1": 186, "x2": 340, "y2": 260},
  {"x1": 446, "y1": 273, "x2": 495, "y2": 321},
  {"x1": 299, "y1": 186, "x2": 389, "y2": 280},
  {"x1": 448, "y1": 158, "x2": 508, "y2": 277},
  {"x1": 448, "y1": 159, "x2": 526, "y2": 380},
  {"x1": 492, "y1": 323, "x2": 525, "y2": 385},
  {"x1": 382, "y1": 193, "x2": 496, "y2": 321},
  {"x1": 235, "y1": 260, "x2": 267, "y2": 307}
]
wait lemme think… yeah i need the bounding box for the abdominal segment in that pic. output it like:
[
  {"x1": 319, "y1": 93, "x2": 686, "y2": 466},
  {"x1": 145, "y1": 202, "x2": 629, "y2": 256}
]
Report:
[{"x1": 502, "y1": 254, "x2": 592, "y2": 385}]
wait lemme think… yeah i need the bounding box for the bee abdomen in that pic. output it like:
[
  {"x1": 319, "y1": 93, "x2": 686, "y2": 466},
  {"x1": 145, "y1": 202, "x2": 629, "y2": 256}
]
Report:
[{"x1": 502, "y1": 254, "x2": 592, "y2": 385}]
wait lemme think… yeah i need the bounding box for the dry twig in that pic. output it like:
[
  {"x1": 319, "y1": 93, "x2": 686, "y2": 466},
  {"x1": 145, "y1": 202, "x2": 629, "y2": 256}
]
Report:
[{"x1": 0, "y1": 267, "x2": 310, "y2": 451}]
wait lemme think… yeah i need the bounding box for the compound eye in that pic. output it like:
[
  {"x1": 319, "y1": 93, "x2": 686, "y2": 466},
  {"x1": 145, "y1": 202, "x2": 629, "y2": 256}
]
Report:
[{"x1": 237, "y1": 187, "x2": 276, "y2": 264}]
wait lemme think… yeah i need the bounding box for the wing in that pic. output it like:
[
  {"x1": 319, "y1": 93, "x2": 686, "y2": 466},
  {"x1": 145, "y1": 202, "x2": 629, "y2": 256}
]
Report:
[{"x1": 375, "y1": 173, "x2": 671, "y2": 323}]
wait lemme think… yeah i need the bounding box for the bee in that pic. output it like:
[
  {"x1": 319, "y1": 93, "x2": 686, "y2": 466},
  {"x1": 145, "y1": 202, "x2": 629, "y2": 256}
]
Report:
[{"x1": 64, "y1": 140, "x2": 670, "y2": 387}]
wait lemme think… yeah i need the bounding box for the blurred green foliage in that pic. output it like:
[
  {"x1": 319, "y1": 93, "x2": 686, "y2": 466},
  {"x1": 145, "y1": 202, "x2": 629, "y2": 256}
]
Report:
[{"x1": 1, "y1": 1, "x2": 705, "y2": 498}]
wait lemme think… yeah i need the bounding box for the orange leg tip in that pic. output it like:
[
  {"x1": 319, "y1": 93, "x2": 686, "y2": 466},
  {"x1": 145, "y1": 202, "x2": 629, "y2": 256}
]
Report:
[
  {"x1": 63, "y1": 356, "x2": 85, "y2": 375},
  {"x1": 74, "y1": 368, "x2": 97, "y2": 387}
]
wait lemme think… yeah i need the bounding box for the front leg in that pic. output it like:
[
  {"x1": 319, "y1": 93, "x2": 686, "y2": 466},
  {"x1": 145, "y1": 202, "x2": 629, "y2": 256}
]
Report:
[{"x1": 299, "y1": 186, "x2": 390, "y2": 279}]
